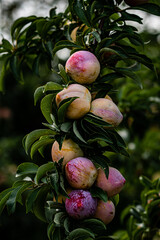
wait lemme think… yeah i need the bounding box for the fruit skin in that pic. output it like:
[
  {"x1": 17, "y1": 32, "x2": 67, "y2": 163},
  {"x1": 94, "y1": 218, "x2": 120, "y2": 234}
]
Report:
[
  {"x1": 95, "y1": 167, "x2": 126, "y2": 197},
  {"x1": 94, "y1": 200, "x2": 115, "y2": 225},
  {"x1": 51, "y1": 139, "x2": 83, "y2": 167},
  {"x1": 65, "y1": 157, "x2": 97, "y2": 189},
  {"x1": 124, "y1": 0, "x2": 148, "y2": 6},
  {"x1": 90, "y1": 98, "x2": 123, "y2": 127},
  {"x1": 65, "y1": 190, "x2": 97, "y2": 219},
  {"x1": 56, "y1": 84, "x2": 91, "y2": 119},
  {"x1": 65, "y1": 51, "x2": 100, "y2": 84}
]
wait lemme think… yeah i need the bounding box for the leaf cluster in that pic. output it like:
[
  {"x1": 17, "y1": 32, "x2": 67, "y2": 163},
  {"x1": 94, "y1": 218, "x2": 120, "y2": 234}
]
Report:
[
  {"x1": 114, "y1": 176, "x2": 160, "y2": 240},
  {"x1": 1, "y1": 0, "x2": 160, "y2": 91}
]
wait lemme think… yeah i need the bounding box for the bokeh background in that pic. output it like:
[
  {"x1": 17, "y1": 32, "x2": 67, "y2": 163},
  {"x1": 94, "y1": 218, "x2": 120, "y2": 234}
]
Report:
[{"x1": 0, "y1": 0, "x2": 160, "y2": 239}]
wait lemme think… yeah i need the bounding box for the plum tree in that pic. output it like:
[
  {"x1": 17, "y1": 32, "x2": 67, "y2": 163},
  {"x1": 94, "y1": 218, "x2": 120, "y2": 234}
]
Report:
[{"x1": 0, "y1": 0, "x2": 159, "y2": 239}]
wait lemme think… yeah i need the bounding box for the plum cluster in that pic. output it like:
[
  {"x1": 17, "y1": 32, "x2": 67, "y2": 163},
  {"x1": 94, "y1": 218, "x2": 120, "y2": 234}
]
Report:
[{"x1": 52, "y1": 50, "x2": 126, "y2": 225}]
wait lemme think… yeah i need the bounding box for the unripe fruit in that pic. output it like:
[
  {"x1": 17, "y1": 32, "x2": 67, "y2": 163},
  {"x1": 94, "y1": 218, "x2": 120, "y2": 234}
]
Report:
[
  {"x1": 65, "y1": 157, "x2": 97, "y2": 189},
  {"x1": 90, "y1": 98, "x2": 123, "y2": 127},
  {"x1": 56, "y1": 84, "x2": 91, "y2": 119},
  {"x1": 95, "y1": 167, "x2": 126, "y2": 197},
  {"x1": 94, "y1": 200, "x2": 115, "y2": 225},
  {"x1": 51, "y1": 139, "x2": 83, "y2": 166},
  {"x1": 65, "y1": 190, "x2": 97, "y2": 219},
  {"x1": 124, "y1": 0, "x2": 148, "y2": 7},
  {"x1": 65, "y1": 51, "x2": 100, "y2": 84}
]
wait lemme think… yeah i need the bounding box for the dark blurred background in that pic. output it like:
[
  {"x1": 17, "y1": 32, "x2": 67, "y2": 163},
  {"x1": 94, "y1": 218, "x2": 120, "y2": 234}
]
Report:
[{"x1": 0, "y1": 0, "x2": 160, "y2": 239}]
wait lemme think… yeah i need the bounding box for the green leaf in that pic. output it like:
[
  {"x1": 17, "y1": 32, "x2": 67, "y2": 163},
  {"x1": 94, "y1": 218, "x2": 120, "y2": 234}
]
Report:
[
  {"x1": 111, "y1": 130, "x2": 126, "y2": 148},
  {"x1": 59, "y1": 174, "x2": 69, "y2": 198},
  {"x1": 64, "y1": 217, "x2": 70, "y2": 233},
  {"x1": 34, "y1": 86, "x2": 45, "y2": 105},
  {"x1": 90, "y1": 186, "x2": 108, "y2": 202},
  {"x1": 60, "y1": 122, "x2": 72, "y2": 133},
  {"x1": 0, "y1": 58, "x2": 10, "y2": 92},
  {"x1": 82, "y1": 218, "x2": 106, "y2": 234},
  {"x1": 115, "y1": 67, "x2": 142, "y2": 88},
  {"x1": 35, "y1": 162, "x2": 55, "y2": 184},
  {"x1": 16, "y1": 162, "x2": 38, "y2": 178},
  {"x1": 84, "y1": 113, "x2": 112, "y2": 128},
  {"x1": 2, "y1": 39, "x2": 13, "y2": 51},
  {"x1": 24, "y1": 129, "x2": 55, "y2": 154},
  {"x1": 47, "y1": 222, "x2": 56, "y2": 240},
  {"x1": 10, "y1": 55, "x2": 23, "y2": 82},
  {"x1": 44, "y1": 82, "x2": 63, "y2": 92},
  {"x1": 73, "y1": 121, "x2": 87, "y2": 144},
  {"x1": 129, "y1": 53, "x2": 154, "y2": 71},
  {"x1": 32, "y1": 54, "x2": 42, "y2": 76},
  {"x1": 11, "y1": 16, "x2": 36, "y2": 39},
  {"x1": 49, "y1": 172, "x2": 59, "y2": 196},
  {"x1": 53, "y1": 40, "x2": 83, "y2": 55},
  {"x1": 45, "y1": 41, "x2": 54, "y2": 59},
  {"x1": 139, "y1": 176, "x2": 153, "y2": 188},
  {"x1": 120, "y1": 205, "x2": 134, "y2": 223},
  {"x1": 40, "y1": 94, "x2": 55, "y2": 124},
  {"x1": 73, "y1": 0, "x2": 90, "y2": 26},
  {"x1": 54, "y1": 212, "x2": 66, "y2": 226},
  {"x1": 90, "y1": 155, "x2": 109, "y2": 178},
  {"x1": 58, "y1": 64, "x2": 70, "y2": 84},
  {"x1": 87, "y1": 133, "x2": 113, "y2": 145},
  {"x1": 67, "y1": 228, "x2": 95, "y2": 240},
  {"x1": 97, "y1": 72, "x2": 123, "y2": 83},
  {"x1": 7, "y1": 182, "x2": 32, "y2": 215},
  {"x1": 91, "y1": 31, "x2": 101, "y2": 43},
  {"x1": 110, "y1": 194, "x2": 119, "y2": 206},
  {"x1": 119, "y1": 12, "x2": 143, "y2": 24},
  {"x1": 0, "y1": 188, "x2": 12, "y2": 214},
  {"x1": 58, "y1": 97, "x2": 78, "y2": 123},
  {"x1": 33, "y1": 184, "x2": 50, "y2": 222},
  {"x1": 26, "y1": 187, "x2": 41, "y2": 213},
  {"x1": 132, "y1": 3, "x2": 160, "y2": 16}
]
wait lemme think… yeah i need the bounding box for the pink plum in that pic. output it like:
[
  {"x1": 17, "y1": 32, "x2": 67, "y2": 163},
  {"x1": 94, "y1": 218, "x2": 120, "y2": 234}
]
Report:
[
  {"x1": 56, "y1": 84, "x2": 91, "y2": 119},
  {"x1": 65, "y1": 157, "x2": 97, "y2": 189},
  {"x1": 95, "y1": 167, "x2": 126, "y2": 197},
  {"x1": 94, "y1": 200, "x2": 115, "y2": 225},
  {"x1": 65, "y1": 51, "x2": 100, "y2": 84},
  {"x1": 90, "y1": 98, "x2": 123, "y2": 127},
  {"x1": 65, "y1": 190, "x2": 97, "y2": 219},
  {"x1": 51, "y1": 139, "x2": 83, "y2": 167}
]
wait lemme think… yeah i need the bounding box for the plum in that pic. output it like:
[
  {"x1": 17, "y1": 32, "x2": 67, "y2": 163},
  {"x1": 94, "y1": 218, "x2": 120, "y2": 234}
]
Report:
[
  {"x1": 65, "y1": 51, "x2": 100, "y2": 84},
  {"x1": 65, "y1": 190, "x2": 97, "y2": 219},
  {"x1": 65, "y1": 157, "x2": 97, "y2": 189},
  {"x1": 51, "y1": 139, "x2": 83, "y2": 167},
  {"x1": 95, "y1": 167, "x2": 126, "y2": 197},
  {"x1": 90, "y1": 98, "x2": 123, "y2": 127},
  {"x1": 56, "y1": 84, "x2": 91, "y2": 119},
  {"x1": 94, "y1": 200, "x2": 115, "y2": 225}
]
